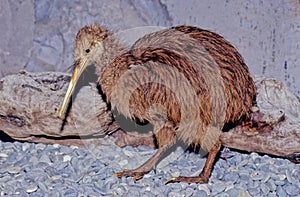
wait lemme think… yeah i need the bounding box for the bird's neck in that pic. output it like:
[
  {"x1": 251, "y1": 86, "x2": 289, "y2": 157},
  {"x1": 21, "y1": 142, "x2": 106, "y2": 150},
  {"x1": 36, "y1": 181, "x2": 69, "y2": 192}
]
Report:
[{"x1": 95, "y1": 34, "x2": 128, "y2": 75}]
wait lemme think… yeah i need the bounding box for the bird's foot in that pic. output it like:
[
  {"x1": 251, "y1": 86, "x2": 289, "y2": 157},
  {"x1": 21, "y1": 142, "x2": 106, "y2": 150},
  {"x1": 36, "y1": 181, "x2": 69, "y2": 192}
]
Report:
[
  {"x1": 165, "y1": 174, "x2": 208, "y2": 184},
  {"x1": 166, "y1": 140, "x2": 222, "y2": 184},
  {"x1": 113, "y1": 169, "x2": 149, "y2": 181}
]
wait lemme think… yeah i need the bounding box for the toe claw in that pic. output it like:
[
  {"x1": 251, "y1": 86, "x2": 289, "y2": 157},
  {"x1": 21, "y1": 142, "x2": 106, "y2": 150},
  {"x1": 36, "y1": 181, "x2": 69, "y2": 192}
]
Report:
[
  {"x1": 133, "y1": 175, "x2": 143, "y2": 181},
  {"x1": 113, "y1": 170, "x2": 130, "y2": 178},
  {"x1": 164, "y1": 177, "x2": 178, "y2": 184},
  {"x1": 165, "y1": 176, "x2": 208, "y2": 184},
  {"x1": 113, "y1": 172, "x2": 122, "y2": 178},
  {"x1": 113, "y1": 170, "x2": 145, "y2": 181}
]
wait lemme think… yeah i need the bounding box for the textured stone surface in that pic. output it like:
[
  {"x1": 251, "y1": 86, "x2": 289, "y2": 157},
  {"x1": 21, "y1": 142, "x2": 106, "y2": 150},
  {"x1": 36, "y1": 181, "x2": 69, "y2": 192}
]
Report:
[
  {"x1": 25, "y1": 0, "x2": 171, "y2": 73},
  {"x1": 2, "y1": 0, "x2": 299, "y2": 96},
  {"x1": 0, "y1": 0, "x2": 34, "y2": 77},
  {"x1": 1, "y1": 140, "x2": 298, "y2": 196}
]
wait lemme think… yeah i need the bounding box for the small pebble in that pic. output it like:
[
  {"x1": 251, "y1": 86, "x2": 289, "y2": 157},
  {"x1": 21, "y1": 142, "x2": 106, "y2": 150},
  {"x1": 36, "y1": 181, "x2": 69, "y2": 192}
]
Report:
[
  {"x1": 70, "y1": 145, "x2": 78, "y2": 150},
  {"x1": 7, "y1": 166, "x2": 21, "y2": 174},
  {"x1": 251, "y1": 171, "x2": 265, "y2": 181},
  {"x1": 237, "y1": 159, "x2": 248, "y2": 167},
  {"x1": 37, "y1": 182, "x2": 48, "y2": 192},
  {"x1": 268, "y1": 158, "x2": 275, "y2": 164},
  {"x1": 261, "y1": 174, "x2": 271, "y2": 183},
  {"x1": 137, "y1": 146, "x2": 153, "y2": 152},
  {"x1": 274, "y1": 180, "x2": 285, "y2": 186},
  {"x1": 35, "y1": 143, "x2": 46, "y2": 150},
  {"x1": 122, "y1": 147, "x2": 135, "y2": 157},
  {"x1": 63, "y1": 155, "x2": 72, "y2": 162},
  {"x1": 224, "y1": 181, "x2": 234, "y2": 191},
  {"x1": 82, "y1": 175, "x2": 92, "y2": 184},
  {"x1": 211, "y1": 182, "x2": 226, "y2": 194},
  {"x1": 22, "y1": 143, "x2": 31, "y2": 152},
  {"x1": 197, "y1": 184, "x2": 210, "y2": 196},
  {"x1": 168, "y1": 191, "x2": 181, "y2": 197},
  {"x1": 239, "y1": 171, "x2": 249, "y2": 180},
  {"x1": 39, "y1": 153, "x2": 52, "y2": 164},
  {"x1": 118, "y1": 159, "x2": 128, "y2": 167},
  {"x1": 225, "y1": 188, "x2": 238, "y2": 196},
  {"x1": 215, "y1": 193, "x2": 229, "y2": 197},
  {"x1": 184, "y1": 187, "x2": 195, "y2": 197},
  {"x1": 292, "y1": 169, "x2": 300, "y2": 180},
  {"x1": 171, "y1": 171, "x2": 181, "y2": 178},
  {"x1": 285, "y1": 169, "x2": 293, "y2": 183},
  {"x1": 267, "y1": 180, "x2": 277, "y2": 191},
  {"x1": 0, "y1": 153, "x2": 8, "y2": 158},
  {"x1": 51, "y1": 175, "x2": 62, "y2": 181},
  {"x1": 276, "y1": 186, "x2": 287, "y2": 197},
  {"x1": 127, "y1": 190, "x2": 140, "y2": 196},
  {"x1": 248, "y1": 187, "x2": 261, "y2": 196},
  {"x1": 26, "y1": 184, "x2": 38, "y2": 194},
  {"x1": 194, "y1": 190, "x2": 208, "y2": 197},
  {"x1": 223, "y1": 172, "x2": 239, "y2": 183},
  {"x1": 53, "y1": 144, "x2": 60, "y2": 148},
  {"x1": 260, "y1": 183, "x2": 270, "y2": 194},
  {"x1": 277, "y1": 174, "x2": 286, "y2": 181},
  {"x1": 285, "y1": 184, "x2": 300, "y2": 196},
  {"x1": 237, "y1": 190, "x2": 251, "y2": 197}
]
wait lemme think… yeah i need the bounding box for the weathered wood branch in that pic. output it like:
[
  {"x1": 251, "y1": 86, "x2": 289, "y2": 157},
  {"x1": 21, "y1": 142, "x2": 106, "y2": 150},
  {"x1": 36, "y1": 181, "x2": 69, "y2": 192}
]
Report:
[
  {"x1": 0, "y1": 71, "x2": 116, "y2": 143},
  {"x1": 0, "y1": 71, "x2": 299, "y2": 161},
  {"x1": 220, "y1": 77, "x2": 300, "y2": 161},
  {"x1": 220, "y1": 123, "x2": 300, "y2": 162}
]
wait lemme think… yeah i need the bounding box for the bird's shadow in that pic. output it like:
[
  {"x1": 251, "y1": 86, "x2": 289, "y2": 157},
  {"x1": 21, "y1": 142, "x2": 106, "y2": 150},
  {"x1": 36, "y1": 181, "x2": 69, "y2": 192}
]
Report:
[{"x1": 60, "y1": 65, "x2": 99, "y2": 131}]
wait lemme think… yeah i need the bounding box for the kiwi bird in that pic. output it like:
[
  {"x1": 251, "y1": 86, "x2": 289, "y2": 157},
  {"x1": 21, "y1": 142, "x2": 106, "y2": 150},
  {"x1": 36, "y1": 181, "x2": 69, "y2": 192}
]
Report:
[{"x1": 59, "y1": 24, "x2": 256, "y2": 183}]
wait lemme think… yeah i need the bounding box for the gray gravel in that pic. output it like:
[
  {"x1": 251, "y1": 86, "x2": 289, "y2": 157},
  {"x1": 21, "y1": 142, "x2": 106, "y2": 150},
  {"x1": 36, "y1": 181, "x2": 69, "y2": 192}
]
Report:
[{"x1": 0, "y1": 139, "x2": 299, "y2": 196}]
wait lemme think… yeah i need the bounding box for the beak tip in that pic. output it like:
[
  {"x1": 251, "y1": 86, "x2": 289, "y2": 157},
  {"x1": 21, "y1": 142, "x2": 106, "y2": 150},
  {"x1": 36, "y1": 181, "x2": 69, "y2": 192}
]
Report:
[{"x1": 58, "y1": 109, "x2": 65, "y2": 119}]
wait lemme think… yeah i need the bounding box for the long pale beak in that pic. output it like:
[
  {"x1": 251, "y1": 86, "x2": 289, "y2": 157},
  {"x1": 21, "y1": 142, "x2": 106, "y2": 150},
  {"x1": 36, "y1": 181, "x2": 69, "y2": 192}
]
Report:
[{"x1": 59, "y1": 58, "x2": 89, "y2": 118}]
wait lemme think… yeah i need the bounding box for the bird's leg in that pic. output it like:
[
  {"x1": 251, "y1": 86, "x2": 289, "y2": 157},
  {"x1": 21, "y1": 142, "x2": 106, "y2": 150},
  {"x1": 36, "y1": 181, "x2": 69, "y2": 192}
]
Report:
[
  {"x1": 114, "y1": 122, "x2": 176, "y2": 181},
  {"x1": 166, "y1": 139, "x2": 221, "y2": 184}
]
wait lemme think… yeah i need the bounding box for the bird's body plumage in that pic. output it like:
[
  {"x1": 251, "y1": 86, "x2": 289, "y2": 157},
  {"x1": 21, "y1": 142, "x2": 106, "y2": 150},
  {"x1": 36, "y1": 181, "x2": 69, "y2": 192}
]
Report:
[
  {"x1": 60, "y1": 24, "x2": 256, "y2": 183},
  {"x1": 98, "y1": 25, "x2": 256, "y2": 151}
]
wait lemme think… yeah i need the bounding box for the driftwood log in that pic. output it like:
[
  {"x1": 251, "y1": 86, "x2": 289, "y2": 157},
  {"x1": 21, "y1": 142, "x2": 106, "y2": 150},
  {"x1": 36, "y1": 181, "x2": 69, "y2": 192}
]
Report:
[
  {"x1": 0, "y1": 71, "x2": 117, "y2": 146},
  {"x1": 221, "y1": 78, "x2": 300, "y2": 162},
  {"x1": 0, "y1": 71, "x2": 299, "y2": 161}
]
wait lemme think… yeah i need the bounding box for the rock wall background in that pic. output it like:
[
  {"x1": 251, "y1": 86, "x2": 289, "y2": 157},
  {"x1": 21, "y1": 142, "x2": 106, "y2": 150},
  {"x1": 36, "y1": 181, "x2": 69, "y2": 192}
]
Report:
[{"x1": 1, "y1": 0, "x2": 299, "y2": 95}]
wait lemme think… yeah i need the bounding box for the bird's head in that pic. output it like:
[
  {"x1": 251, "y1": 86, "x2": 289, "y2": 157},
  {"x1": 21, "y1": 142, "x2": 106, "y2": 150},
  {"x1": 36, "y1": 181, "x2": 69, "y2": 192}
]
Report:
[
  {"x1": 59, "y1": 24, "x2": 109, "y2": 118},
  {"x1": 74, "y1": 24, "x2": 109, "y2": 65}
]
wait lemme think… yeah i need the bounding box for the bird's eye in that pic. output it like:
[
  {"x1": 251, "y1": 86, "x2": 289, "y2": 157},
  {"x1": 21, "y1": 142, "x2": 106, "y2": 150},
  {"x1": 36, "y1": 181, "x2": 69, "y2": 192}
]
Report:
[{"x1": 85, "y1": 49, "x2": 90, "y2": 53}]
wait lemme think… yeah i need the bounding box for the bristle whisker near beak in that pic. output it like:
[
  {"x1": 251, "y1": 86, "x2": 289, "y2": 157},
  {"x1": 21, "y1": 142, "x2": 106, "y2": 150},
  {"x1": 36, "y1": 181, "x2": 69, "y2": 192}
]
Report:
[{"x1": 66, "y1": 62, "x2": 76, "y2": 73}]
